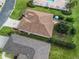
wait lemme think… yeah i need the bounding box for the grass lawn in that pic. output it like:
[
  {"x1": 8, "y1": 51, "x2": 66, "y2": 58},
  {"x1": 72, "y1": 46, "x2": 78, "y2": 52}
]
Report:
[
  {"x1": 10, "y1": 0, "x2": 28, "y2": 19},
  {"x1": 3, "y1": 0, "x2": 79, "y2": 59},
  {"x1": 0, "y1": 48, "x2": 14, "y2": 59},
  {"x1": 5, "y1": 53, "x2": 14, "y2": 59},
  {"x1": 0, "y1": 49, "x2": 2, "y2": 59},
  {"x1": 10, "y1": 0, "x2": 64, "y2": 20},
  {"x1": 0, "y1": 27, "x2": 13, "y2": 36}
]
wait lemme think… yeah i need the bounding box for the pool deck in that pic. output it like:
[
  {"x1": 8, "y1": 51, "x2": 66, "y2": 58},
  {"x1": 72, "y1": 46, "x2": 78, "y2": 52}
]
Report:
[{"x1": 33, "y1": 0, "x2": 69, "y2": 10}]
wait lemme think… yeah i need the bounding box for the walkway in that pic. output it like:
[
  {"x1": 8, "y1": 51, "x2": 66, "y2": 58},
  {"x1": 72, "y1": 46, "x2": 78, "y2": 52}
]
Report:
[
  {"x1": 0, "y1": 0, "x2": 16, "y2": 26},
  {"x1": 3, "y1": 18, "x2": 20, "y2": 28}
]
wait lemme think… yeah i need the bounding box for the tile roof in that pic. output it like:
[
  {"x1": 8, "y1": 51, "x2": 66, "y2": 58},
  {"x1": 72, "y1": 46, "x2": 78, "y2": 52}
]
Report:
[{"x1": 18, "y1": 9, "x2": 55, "y2": 38}]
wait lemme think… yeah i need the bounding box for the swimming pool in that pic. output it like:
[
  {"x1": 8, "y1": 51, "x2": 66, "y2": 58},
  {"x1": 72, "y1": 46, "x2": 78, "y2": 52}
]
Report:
[{"x1": 48, "y1": 0, "x2": 54, "y2": 3}]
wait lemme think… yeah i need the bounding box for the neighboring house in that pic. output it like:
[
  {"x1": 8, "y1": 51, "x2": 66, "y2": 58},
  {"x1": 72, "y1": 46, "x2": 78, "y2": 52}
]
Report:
[
  {"x1": 18, "y1": 9, "x2": 57, "y2": 38},
  {"x1": 33, "y1": 0, "x2": 69, "y2": 10},
  {"x1": 3, "y1": 34, "x2": 50, "y2": 59}
]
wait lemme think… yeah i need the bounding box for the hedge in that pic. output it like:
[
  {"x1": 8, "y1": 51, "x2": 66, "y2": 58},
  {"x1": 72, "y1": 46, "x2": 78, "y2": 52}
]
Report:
[
  {"x1": 27, "y1": 1, "x2": 35, "y2": 8},
  {"x1": 61, "y1": 10, "x2": 72, "y2": 15},
  {"x1": 51, "y1": 39, "x2": 76, "y2": 49}
]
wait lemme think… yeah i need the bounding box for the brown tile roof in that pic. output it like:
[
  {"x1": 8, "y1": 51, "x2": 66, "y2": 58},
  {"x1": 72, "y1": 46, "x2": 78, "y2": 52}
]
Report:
[{"x1": 18, "y1": 9, "x2": 55, "y2": 38}]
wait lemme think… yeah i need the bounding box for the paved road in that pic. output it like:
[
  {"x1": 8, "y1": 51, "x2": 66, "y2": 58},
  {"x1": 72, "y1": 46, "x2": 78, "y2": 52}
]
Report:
[{"x1": 0, "y1": 0, "x2": 16, "y2": 27}]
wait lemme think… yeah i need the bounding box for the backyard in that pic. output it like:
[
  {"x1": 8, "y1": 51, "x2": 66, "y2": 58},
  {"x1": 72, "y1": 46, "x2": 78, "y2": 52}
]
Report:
[{"x1": 0, "y1": 0, "x2": 79, "y2": 59}]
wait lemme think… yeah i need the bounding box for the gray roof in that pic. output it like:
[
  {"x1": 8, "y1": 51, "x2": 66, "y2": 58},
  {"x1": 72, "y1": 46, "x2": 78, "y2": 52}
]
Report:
[{"x1": 3, "y1": 34, "x2": 50, "y2": 59}]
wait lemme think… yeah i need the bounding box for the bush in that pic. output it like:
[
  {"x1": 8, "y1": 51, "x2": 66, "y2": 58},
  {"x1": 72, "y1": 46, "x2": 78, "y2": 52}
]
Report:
[
  {"x1": 52, "y1": 39, "x2": 76, "y2": 49},
  {"x1": 61, "y1": 10, "x2": 72, "y2": 15},
  {"x1": 27, "y1": 1, "x2": 35, "y2": 8},
  {"x1": 58, "y1": 15, "x2": 64, "y2": 20},
  {"x1": 55, "y1": 22, "x2": 70, "y2": 34},
  {"x1": 65, "y1": 17, "x2": 74, "y2": 23},
  {"x1": 69, "y1": 28, "x2": 76, "y2": 35},
  {"x1": 0, "y1": 49, "x2": 2, "y2": 53}
]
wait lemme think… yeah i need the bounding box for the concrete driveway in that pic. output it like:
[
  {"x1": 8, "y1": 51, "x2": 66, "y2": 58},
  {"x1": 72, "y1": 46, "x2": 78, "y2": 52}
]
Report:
[{"x1": 0, "y1": 36, "x2": 9, "y2": 48}]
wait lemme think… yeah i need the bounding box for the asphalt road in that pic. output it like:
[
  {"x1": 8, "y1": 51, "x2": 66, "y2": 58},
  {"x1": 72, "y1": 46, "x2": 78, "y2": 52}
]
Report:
[{"x1": 0, "y1": 0, "x2": 16, "y2": 26}]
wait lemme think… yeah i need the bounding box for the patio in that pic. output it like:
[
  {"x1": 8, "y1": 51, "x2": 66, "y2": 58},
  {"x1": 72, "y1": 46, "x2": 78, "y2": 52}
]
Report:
[{"x1": 33, "y1": 0, "x2": 69, "y2": 10}]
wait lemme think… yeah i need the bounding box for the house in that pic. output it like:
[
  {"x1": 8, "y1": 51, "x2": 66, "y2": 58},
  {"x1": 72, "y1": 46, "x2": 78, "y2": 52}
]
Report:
[
  {"x1": 33, "y1": 0, "x2": 69, "y2": 10},
  {"x1": 17, "y1": 9, "x2": 57, "y2": 38},
  {"x1": 3, "y1": 34, "x2": 51, "y2": 59}
]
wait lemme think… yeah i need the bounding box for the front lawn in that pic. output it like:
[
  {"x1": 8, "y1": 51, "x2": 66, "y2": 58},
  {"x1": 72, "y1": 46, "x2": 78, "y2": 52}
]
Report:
[
  {"x1": 10, "y1": 0, "x2": 28, "y2": 19},
  {"x1": 0, "y1": 27, "x2": 13, "y2": 36}
]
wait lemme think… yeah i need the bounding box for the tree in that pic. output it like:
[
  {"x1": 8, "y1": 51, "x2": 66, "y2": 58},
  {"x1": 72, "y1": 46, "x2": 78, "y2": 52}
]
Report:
[
  {"x1": 27, "y1": 1, "x2": 35, "y2": 8},
  {"x1": 55, "y1": 22, "x2": 70, "y2": 34},
  {"x1": 69, "y1": 28, "x2": 76, "y2": 35},
  {"x1": 65, "y1": 17, "x2": 74, "y2": 23}
]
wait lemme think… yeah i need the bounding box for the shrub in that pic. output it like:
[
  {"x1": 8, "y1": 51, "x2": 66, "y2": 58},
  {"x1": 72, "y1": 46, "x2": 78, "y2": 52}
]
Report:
[
  {"x1": 52, "y1": 39, "x2": 76, "y2": 49},
  {"x1": 0, "y1": 49, "x2": 2, "y2": 53},
  {"x1": 69, "y1": 28, "x2": 76, "y2": 35},
  {"x1": 58, "y1": 15, "x2": 64, "y2": 20},
  {"x1": 55, "y1": 22, "x2": 70, "y2": 34},
  {"x1": 27, "y1": 1, "x2": 35, "y2": 8},
  {"x1": 65, "y1": 17, "x2": 74, "y2": 23},
  {"x1": 66, "y1": 43, "x2": 76, "y2": 49},
  {"x1": 61, "y1": 10, "x2": 72, "y2": 15}
]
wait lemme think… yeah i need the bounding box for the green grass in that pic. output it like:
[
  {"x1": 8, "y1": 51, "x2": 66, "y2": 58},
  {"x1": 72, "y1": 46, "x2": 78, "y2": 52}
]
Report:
[
  {"x1": 0, "y1": 49, "x2": 13, "y2": 59},
  {"x1": 50, "y1": 0, "x2": 79, "y2": 59},
  {"x1": 0, "y1": 49, "x2": 2, "y2": 59},
  {"x1": 10, "y1": 0, "x2": 28, "y2": 19},
  {"x1": 10, "y1": 0, "x2": 64, "y2": 20},
  {"x1": 0, "y1": 27, "x2": 13, "y2": 36},
  {"x1": 5, "y1": 53, "x2": 14, "y2": 59},
  {"x1": 6, "y1": 0, "x2": 79, "y2": 59}
]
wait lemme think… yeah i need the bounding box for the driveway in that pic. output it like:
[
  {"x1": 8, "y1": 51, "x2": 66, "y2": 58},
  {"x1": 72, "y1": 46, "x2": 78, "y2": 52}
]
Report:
[
  {"x1": 3, "y1": 34, "x2": 51, "y2": 59},
  {"x1": 0, "y1": 36, "x2": 9, "y2": 48},
  {"x1": 3, "y1": 18, "x2": 20, "y2": 28},
  {"x1": 0, "y1": 0, "x2": 16, "y2": 27}
]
